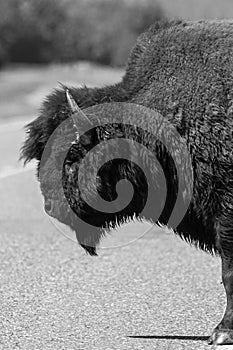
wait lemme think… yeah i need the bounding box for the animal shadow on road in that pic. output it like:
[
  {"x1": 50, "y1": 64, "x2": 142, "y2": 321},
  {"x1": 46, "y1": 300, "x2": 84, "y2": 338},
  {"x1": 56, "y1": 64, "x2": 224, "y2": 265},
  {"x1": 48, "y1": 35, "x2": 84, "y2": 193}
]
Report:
[{"x1": 128, "y1": 335, "x2": 209, "y2": 342}]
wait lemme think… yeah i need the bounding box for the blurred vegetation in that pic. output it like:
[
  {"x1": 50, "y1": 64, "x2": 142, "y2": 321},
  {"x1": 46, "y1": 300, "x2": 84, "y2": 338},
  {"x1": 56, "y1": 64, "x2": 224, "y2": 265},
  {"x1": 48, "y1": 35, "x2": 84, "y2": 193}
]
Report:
[
  {"x1": 0, "y1": 0, "x2": 163, "y2": 67},
  {"x1": 161, "y1": 0, "x2": 233, "y2": 20}
]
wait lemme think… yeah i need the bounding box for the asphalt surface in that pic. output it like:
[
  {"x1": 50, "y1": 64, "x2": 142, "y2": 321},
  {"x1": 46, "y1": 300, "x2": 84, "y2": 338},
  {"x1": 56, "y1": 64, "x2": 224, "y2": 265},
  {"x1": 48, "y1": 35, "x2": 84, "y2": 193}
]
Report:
[{"x1": 0, "y1": 166, "x2": 228, "y2": 350}]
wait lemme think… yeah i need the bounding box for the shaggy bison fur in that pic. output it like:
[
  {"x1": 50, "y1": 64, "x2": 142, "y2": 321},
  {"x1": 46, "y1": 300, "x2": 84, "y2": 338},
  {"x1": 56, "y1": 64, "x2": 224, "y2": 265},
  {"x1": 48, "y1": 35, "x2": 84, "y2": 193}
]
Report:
[{"x1": 21, "y1": 19, "x2": 233, "y2": 345}]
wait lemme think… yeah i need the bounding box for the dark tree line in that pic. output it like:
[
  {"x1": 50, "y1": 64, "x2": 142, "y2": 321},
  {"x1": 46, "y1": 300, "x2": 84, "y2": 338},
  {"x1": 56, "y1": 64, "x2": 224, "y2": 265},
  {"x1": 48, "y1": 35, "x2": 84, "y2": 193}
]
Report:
[{"x1": 0, "y1": 0, "x2": 163, "y2": 67}]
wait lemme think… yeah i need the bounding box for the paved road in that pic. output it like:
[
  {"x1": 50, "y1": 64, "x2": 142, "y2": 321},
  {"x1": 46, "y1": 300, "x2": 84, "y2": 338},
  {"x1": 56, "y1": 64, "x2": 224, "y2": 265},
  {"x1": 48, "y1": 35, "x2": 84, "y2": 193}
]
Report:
[
  {"x1": 0, "y1": 167, "x2": 226, "y2": 350},
  {"x1": 0, "y1": 119, "x2": 35, "y2": 179}
]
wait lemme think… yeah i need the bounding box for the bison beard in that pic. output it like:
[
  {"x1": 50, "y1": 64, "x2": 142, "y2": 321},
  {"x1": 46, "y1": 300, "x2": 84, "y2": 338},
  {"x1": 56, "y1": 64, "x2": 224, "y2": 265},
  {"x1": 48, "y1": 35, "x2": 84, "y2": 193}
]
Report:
[{"x1": 21, "y1": 19, "x2": 233, "y2": 345}]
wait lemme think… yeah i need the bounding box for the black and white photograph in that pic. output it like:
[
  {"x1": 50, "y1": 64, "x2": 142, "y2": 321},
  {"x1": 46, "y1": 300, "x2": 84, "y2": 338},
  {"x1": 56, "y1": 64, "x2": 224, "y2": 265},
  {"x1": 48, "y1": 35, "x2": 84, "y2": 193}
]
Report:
[{"x1": 1, "y1": 0, "x2": 233, "y2": 348}]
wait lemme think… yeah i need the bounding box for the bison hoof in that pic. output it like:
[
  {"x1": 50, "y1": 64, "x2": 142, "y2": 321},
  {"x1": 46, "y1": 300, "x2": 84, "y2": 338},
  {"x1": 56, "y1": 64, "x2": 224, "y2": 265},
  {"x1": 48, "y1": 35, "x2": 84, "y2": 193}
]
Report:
[{"x1": 208, "y1": 328, "x2": 233, "y2": 345}]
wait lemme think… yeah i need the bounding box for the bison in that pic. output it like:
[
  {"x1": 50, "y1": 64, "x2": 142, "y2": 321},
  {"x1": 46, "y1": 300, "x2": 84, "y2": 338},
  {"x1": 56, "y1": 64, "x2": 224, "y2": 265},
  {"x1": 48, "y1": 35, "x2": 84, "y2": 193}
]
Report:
[{"x1": 21, "y1": 19, "x2": 233, "y2": 345}]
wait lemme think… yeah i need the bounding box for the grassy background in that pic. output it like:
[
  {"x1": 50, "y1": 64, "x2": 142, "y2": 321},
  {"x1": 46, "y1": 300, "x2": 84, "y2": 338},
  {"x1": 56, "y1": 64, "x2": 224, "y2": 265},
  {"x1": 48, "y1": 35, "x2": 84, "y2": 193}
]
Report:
[
  {"x1": 1, "y1": 0, "x2": 233, "y2": 68},
  {"x1": 0, "y1": 0, "x2": 163, "y2": 67}
]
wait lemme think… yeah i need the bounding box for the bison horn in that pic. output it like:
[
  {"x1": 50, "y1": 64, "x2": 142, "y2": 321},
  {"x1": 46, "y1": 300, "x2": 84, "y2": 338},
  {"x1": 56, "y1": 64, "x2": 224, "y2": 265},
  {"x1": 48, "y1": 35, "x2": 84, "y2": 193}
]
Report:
[
  {"x1": 66, "y1": 89, "x2": 93, "y2": 126},
  {"x1": 66, "y1": 89, "x2": 79, "y2": 113}
]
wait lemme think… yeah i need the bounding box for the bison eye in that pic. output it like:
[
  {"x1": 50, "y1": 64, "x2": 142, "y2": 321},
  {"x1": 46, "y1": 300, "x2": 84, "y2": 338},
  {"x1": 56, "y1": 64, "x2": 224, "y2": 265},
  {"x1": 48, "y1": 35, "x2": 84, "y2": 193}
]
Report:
[{"x1": 80, "y1": 134, "x2": 91, "y2": 145}]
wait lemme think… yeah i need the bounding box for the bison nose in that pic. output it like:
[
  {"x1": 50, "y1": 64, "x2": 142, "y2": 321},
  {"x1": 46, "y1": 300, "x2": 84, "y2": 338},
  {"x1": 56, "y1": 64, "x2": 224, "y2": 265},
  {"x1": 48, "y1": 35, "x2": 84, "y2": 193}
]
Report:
[{"x1": 44, "y1": 199, "x2": 52, "y2": 213}]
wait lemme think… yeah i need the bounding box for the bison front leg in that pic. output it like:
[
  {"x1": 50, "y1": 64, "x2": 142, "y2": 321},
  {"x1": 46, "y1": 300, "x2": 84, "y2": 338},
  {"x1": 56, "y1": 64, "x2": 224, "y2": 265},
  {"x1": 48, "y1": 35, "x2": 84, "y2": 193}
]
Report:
[{"x1": 209, "y1": 230, "x2": 233, "y2": 345}]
